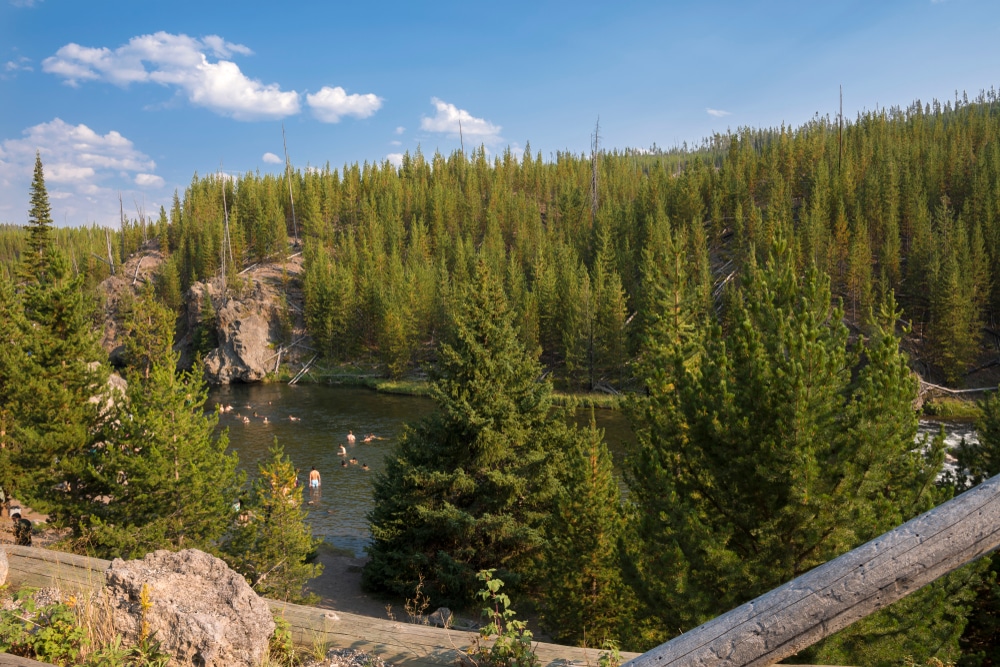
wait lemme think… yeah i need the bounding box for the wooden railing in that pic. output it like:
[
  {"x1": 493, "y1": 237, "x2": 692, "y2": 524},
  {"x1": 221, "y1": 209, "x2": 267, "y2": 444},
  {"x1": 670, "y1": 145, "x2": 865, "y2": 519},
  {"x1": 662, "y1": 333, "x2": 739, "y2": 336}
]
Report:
[
  {"x1": 0, "y1": 545, "x2": 637, "y2": 667},
  {"x1": 622, "y1": 472, "x2": 1000, "y2": 667},
  {"x1": 7, "y1": 473, "x2": 1000, "y2": 667}
]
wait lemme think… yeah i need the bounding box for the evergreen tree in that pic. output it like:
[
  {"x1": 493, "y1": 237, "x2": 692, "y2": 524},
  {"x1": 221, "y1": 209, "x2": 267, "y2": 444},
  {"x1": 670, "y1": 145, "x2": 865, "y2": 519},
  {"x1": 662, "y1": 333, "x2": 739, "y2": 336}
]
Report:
[
  {"x1": 539, "y1": 414, "x2": 630, "y2": 647},
  {"x1": 120, "y1": 285, "x2": 176, "y2": 378},
  {"x1": 363, "y1": 260, "x2": 563, "y2": 606},
  {"x1": 76, "y1": 359, "x2": 241, "y2": 558},
  {"x1": 193, "y1": 288, "x2": 218, "y2": 357},
  {"x1": 8, "y1": 246, "x2": 109, "y2": 516},
  {"x1": 951, "y1": 390, "x2": 1000, "y2": 666},
  {"x1": 625, "y1": 241, "x2": 961, "y2": 660},
  {"x1": 221, "y1": 440, "x2": 322, "y2": 603},
  {"x1": 23, "y1": 152, "x2": 54, "y2": 283}
]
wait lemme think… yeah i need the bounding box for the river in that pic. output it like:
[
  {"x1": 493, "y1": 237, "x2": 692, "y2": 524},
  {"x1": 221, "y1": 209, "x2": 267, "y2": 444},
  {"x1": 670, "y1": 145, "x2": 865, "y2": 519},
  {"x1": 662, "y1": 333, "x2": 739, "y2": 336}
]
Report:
[{"x1": 209, "y1": 383, "x2": 976, "y2": 557}]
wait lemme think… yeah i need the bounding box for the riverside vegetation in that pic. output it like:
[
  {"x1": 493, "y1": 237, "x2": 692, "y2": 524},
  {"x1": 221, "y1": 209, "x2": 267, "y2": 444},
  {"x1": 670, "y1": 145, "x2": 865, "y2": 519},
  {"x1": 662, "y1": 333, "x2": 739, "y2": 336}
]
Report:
[{"x1": 5, "y1": 91, "x2": 1000, "y2": 665}]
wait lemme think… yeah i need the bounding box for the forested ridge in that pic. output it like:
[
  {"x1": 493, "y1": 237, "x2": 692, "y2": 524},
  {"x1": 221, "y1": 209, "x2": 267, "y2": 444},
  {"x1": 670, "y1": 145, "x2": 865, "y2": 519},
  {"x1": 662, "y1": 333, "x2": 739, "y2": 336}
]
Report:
[
  {"x1": 2, "y1": 92, "x2": 999, "y2": 386},
  {"x1": 112, "y1": 91, "x2": 1000, "y2": 387},
  {"x1": 7, "y1": 92, "x2": 1000, "y2": 665}
]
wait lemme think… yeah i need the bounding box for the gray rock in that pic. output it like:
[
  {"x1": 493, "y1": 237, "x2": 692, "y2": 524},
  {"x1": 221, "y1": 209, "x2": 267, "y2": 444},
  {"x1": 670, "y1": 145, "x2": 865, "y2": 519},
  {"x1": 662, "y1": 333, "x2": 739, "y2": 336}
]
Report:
[
  {"x1": 203, "y1": 301, "x2": 273, "y2": 384},
  {"x1": 103, "y1": 548, "x2": 274, "y2": 667},
  {"x1": 427, "y1": 606, "x2": 453, "y2": 628},
  {"x1": 0, "y1": 547, "x2": 7, "y2": 586}
]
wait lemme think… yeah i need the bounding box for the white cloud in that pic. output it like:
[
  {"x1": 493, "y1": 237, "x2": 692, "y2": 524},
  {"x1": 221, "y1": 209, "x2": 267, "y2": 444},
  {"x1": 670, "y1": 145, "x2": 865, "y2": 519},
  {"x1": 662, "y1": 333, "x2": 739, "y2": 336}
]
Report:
[
  {"x1": 135, "y1": 173, "x2": 164, "y2": 188},
  {"x1": 386, "y1": 153, "x2": 404, "y2": 168},
  {"x1": 420, "y1": 98, "x2": 502, "y2": 144},
  {"x1": 395, "y1": 126, "x2": 405, "y2": 135},
  {"x1": 389, "y1": 140, "x2": 402, "y2": 147},
  {"x1": 42, "y1": 32, "x2": 300, "y2": 120},
  {"x1": 4, "y1": 57, "x2": 32, "y2": 73},
  {"x1": 706, "y1": 108, "x2": 732, "y2": 118},
  {"x1": 262, "y1": 152, "x2": 282, "y2": 164},
  {"x1": 306, "y1": 86, "x2": 382, "y2": 123},
  {"x1": 0, "y1": 118, "x2": 162, "y2": 226}
]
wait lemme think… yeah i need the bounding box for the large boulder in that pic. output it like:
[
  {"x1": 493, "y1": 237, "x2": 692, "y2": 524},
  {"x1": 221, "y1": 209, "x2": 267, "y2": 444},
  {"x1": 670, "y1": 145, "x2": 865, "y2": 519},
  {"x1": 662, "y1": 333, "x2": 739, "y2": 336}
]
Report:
[
  {"x1": 203, "y1": 298, "x2": 274, "y2": 383},
  {"x1": 103, "y1": 549, "x2": 274, "y2": 667}
]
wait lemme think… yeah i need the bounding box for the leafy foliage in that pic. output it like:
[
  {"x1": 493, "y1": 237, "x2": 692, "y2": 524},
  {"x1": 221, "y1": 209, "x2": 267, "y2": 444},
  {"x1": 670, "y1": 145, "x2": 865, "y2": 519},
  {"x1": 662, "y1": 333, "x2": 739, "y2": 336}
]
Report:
[
  {"x1": 221, "y1": 439, "x2": 323, "y2": 603},
  {"x1": 464, "y1": 570, "x2": 539, "y2": 667}
]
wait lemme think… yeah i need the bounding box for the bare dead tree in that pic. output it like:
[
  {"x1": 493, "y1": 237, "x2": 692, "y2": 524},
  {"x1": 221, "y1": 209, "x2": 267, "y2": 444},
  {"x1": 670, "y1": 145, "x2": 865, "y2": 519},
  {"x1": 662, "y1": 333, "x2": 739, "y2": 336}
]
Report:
[
  {"x1": 282, "y1": 124, "x2": 299, "y2": 247},
  {"x1": 590, "y1": 117, "x2": 600, "y2": 220}
]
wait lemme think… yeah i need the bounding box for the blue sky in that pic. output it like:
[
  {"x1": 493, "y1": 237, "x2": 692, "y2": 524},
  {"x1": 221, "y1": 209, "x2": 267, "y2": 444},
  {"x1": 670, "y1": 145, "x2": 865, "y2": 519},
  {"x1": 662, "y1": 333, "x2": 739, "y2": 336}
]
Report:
[{"x1": 1, "y1": 0, "x2": 997, "y2": 227}]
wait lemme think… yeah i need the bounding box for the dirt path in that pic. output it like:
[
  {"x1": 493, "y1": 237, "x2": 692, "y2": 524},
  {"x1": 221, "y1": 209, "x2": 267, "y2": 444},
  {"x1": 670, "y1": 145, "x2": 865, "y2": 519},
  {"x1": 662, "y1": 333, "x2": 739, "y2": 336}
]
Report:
[{"x1": 305, "y1": 549, "x2": 396, "y2": 619}]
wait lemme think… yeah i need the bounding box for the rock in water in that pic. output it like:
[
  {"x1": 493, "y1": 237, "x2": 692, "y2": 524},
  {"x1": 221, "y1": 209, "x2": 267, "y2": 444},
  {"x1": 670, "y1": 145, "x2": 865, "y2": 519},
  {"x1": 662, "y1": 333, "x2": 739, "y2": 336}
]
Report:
[
  {"x1": 103, "y1": 549, "x2": 274, "y2": 667},
  {"x1": 0, "y1": 547, "x2": 7, "y2": 586}
]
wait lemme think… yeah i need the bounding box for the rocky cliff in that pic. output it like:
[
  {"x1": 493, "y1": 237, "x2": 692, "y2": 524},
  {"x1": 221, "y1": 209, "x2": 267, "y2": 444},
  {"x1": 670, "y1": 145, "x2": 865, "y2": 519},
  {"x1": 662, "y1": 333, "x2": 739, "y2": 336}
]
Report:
[{"x1": 99, "y1": 242, "x2": 307, "y2": 385}]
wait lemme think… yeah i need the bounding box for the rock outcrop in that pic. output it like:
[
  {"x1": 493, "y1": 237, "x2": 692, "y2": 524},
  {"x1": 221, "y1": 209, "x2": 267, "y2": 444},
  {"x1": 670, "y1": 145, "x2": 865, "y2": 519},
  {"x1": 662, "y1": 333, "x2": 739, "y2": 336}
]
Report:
[
  {"x1": 202, "y1": 296, "x2": 275, "y2": 384},
  {"x1": 103, "y1": 549, "x2": 274, "y2": 667}
]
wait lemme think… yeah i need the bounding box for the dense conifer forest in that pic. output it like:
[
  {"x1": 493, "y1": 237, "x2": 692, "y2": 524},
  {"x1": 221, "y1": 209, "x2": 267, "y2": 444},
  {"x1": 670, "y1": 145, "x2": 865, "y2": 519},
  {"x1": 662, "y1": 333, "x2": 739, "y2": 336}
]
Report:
[
  {"x1": 7, "y1": 92, "x2": 1000, "y2": 665},
  {"x1": 42, "y1": 90, "x2": 988, "y2": 389}
]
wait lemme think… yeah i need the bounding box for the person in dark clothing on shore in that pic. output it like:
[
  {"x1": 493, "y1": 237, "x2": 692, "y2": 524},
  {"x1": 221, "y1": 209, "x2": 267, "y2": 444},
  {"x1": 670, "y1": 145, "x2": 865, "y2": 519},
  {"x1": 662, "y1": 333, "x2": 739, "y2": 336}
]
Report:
[{"x1": 11, "y1": 509, "x2": 31, "y2": 547}]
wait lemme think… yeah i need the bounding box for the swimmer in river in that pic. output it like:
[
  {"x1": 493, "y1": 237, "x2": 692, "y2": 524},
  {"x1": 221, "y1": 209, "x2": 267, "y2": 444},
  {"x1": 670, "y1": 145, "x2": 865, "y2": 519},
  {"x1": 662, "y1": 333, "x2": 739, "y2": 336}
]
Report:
[
  {"x1": 347, "y1": 430, "x2": 356, "y2": 444},
  {"x1": 341, "y1": 459, "x2": 348, "y2": 467},
  {"x1": 337, "y1": 444, "x2": 347, "y2": 457},
  {"x1": 309, "y1": 467, "x2": 321, "y2": 489},
  {"x1": 349, "y1": 457, "x2": 358, "y2": 465},
  {"x1": 362, "y1": 463, "x2": 369, "y2": 471}
]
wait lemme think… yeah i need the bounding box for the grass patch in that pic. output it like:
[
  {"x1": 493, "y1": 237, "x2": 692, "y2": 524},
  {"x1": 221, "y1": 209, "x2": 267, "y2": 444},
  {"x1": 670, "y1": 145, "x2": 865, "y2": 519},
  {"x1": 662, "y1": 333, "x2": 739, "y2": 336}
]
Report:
[
  {"x1": 371, "y1": 379, "x2": 433, "y2": 396},
  {"x1": 553, "y1": 391, "x2": 621, "y2": 410},
  {"x1": 922, "y1": 396, "x2": 981, "y2": 420}
]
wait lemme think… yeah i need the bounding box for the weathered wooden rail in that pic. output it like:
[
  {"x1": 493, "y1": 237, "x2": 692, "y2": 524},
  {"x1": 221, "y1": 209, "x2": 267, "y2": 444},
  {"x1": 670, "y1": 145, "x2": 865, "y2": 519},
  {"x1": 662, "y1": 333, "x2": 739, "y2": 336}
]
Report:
[
  {"x1": 0, "y1": 545, "x2": 637, "y2": 667},
  {"x1": 623, "y1": 471, "x2": 1000, "y2": 667},
  {"x1": 9, "y1": 471, "x2": 1000, "y2": 667}
]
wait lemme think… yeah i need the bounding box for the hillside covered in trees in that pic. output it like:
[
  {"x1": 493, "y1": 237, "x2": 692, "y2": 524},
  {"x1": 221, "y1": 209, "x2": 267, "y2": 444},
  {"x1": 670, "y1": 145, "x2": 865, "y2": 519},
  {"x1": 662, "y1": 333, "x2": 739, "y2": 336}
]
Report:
[
  {"x1": 28, "y1": 90, "x2": 986, "y2": 391},
  {"x1": 7, "y1": 91, "x2": 1000, "y2": 666}
]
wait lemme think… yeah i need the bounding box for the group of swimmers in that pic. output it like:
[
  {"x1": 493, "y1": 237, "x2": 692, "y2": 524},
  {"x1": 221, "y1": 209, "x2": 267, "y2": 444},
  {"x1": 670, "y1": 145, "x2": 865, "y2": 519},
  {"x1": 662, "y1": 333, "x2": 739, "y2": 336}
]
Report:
[
  {"x1": 305, "y1": 430, "x2": 380, "y2": 489},
  {"x1": 217, "y1": 402, "x2": 301, "y2": 425}
]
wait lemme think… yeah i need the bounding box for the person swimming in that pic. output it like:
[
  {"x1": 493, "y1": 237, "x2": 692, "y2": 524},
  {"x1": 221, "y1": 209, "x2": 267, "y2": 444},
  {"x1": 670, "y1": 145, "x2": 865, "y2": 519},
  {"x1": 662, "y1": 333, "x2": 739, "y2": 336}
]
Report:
[
  {"x1": 361, "y1": 463, "x2": 369, "y2": 471},
  {"x1": 349, "y1": 457, "x2": 358, "y2": 465},
  {"x1": 341, "y1": 459, "x2": 348, "y2": 467},
  {"x1": 337, "y1": 444, "x2": 347, "y2": 457},
  {"x1": 347, "y1": 430, "x2": 356, "y2": 444}
]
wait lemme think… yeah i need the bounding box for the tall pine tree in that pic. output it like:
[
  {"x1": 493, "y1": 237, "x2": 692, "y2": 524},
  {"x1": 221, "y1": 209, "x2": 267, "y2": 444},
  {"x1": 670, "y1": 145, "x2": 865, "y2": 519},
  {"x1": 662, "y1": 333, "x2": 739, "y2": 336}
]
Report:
[{"x1": 363, "y1": 260, "x2": 564, "y2": 606}]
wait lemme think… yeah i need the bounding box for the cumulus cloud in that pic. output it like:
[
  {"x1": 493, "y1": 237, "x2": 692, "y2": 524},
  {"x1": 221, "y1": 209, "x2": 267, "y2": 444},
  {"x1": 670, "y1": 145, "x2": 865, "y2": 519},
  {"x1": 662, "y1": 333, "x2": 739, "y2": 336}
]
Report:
[
  {"x1": 0, "y1": 118, "x2": 163, "y2": 226},
  {"x1": 386, "y1": 153, "x2": 404, "y2": 168},
  {"x1": 420, "y1": 98, "x2": 502, "y2": 144},
  {"x1": 262, "y1": 152, "x2": 282, "y2": 164},
  {"x1": 706, "y1": 108, "x2": 732, "y2": 118},
  {"x1": 42, "y1": 32, "x2": 300, "y2": 120},
  {"x1": 135, "y1": 173, "x2": 164, "y2": 188},
  {"x1": 306, "y1": 86, "x2": 382, "y2": 123},
  {"x1": 395, "y1": 126, "x2": 405, "y2": 135}
]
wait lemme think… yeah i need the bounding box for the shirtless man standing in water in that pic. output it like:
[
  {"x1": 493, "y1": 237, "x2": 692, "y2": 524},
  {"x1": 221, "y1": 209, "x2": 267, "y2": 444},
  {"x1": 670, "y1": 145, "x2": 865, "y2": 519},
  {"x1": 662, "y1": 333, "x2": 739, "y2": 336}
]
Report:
[
  {"x1": 347, "y1": 430, "x2": 356, "y2": 444},
  {"x1": 309, "y1": 467, "x2": 321, "y2": 489}
]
